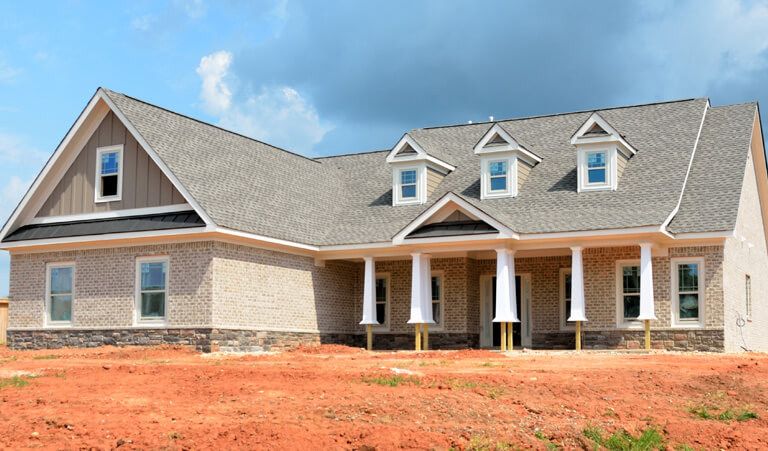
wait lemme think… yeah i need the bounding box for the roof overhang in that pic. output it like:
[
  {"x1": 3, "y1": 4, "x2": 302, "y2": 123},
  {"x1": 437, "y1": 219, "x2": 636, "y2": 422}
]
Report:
[
  {"x1": 473, "y1": 123, "x2": 542, "y2": 165},
  {"x1": 571, "y1": 112, "x2": 637, "y2": 157},
  {"x1": 385, "y1": 134, "x2": 455, "y2": 173}
]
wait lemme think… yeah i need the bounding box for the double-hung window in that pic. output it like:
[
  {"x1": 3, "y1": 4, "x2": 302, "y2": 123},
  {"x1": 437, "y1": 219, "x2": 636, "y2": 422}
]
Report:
[
  {"x1": 46, "y1": 262, "x2": 74, "y2": 326},
  {"x1": 400, "y1": 169, "x2": 417, "y2": 200},
  {"x1": 587, "y1": 152, "x2": 606, "y2": 184},
  {"x1": 617, "y1": 263, "x2": 641, "y2": 325},
  {"x1": 136, "y1": 257, "x2": 169, "y2": 324},
  {"x1": 431, "y1": 273, "x2": 443, "y2": 328},
  {"x1": 374, "y1": 274, "x2": 389, "y2": 329},
  {"x1": 95, "y1": 145, "x2": 123, "y2": 202},
  {"x1": 672, "y1": 258, "x2": 704, "y2": 325},
  {"x1": 489, "y1": 160, "x2": 508, "y2": 192}
]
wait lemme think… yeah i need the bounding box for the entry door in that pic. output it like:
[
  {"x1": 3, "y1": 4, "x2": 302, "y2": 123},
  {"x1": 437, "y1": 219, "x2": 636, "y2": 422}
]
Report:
[{"x1": 480, "y1": 274, "x2": 531, "y2": 348}]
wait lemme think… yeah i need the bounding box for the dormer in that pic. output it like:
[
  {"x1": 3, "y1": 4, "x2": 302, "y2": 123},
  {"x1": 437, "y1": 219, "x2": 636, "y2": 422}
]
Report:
[
  {"x1": 386, "y1": 134, "x2": 454, "y2": 206},
  {"x1": 473, "y1": 123, "x2": 541, "y2": 199},
  {"x1": 571, "y1": 113, "x2": 636, "y2": 192}
]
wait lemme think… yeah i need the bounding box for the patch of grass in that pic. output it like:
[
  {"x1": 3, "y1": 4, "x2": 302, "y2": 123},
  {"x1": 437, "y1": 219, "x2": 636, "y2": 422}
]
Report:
[
  {"x1": 444, "y1": 377, "x2": 478, "y2": 390},
  {"x1": 0, "y1": 375, "x2": 32, "y2": 389},
  {"x1": 33, "y1": 355, "x2": 58, "y2": 360},
  {"x1": 736, "y1": 409, "x2": 759, "y2": 421},
  {"x1": 360, "y1": 374, "x2": 421, "y2": 387},
  {"x1": 583, "y1": 425, "x2": 665, "y2": 451},
  {"x1": 479, "y1": 362, "x2": 499, "y2": 367},
  {"x1": 689, "y1": 405, "x2": 713, "y2": 420},
  {"x1": 689, "y1": 404, "x2": 756, "y2": 422},
  {"x1": 534, "y1": 431, "x2": 560, "y2": 450},
  {"x1": 465, "y1": 434, "x2": 517, "y2": 451},
  {"x1": 481, "y1": 383, "x2": 506, "y2": 400},
  {"x1": 675, "y1": 445, "x2": 699, "y2": 451}
]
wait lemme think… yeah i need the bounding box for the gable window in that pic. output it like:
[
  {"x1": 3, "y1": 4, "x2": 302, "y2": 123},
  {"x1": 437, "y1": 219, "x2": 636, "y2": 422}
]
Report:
[
  {"x1": 489, "y1": 160, "x2": 508, "y2": 191},
  {"x1": 587, "y1": 152, "x2": 606, "y2": 184},
  {"x1": 616, "y1": 262, "x2": 641, "y2": 326},
  {"x1": 135, "y1": 256, "x2": 168, "y2": 324},
  {"x1": 560, "y1": 268, "x2": 574, "y2": 330},
  {"x1": 401, "y1": 170, "x2": 417, "y2": 199},
  {"x1": 431, "y1": 273, "x2": 443, "y2": 329},
  {"x1": 46, "y1": 262, "x2": 74, "y2": 326},
  {"x1": 95, "y1": 145, "x2": 123, "y2": 202},
  {"x1": 671, "y1": 258, "x2": 704, "y2": 326},
  {"x1": 374, "y1": 274, "x2": 390, "y2": 330}
]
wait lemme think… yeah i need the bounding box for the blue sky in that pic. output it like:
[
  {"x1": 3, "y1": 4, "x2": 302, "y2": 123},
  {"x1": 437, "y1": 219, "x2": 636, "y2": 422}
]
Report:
[{"x1": 2, "y1": 0, "x2": 768, "y2": 295}]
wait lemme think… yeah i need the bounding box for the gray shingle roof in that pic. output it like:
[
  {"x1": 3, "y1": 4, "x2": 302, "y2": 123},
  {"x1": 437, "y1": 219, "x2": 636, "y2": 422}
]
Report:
[{"x1": 102, "y1": 89, "x2": 757, "y2": 246}]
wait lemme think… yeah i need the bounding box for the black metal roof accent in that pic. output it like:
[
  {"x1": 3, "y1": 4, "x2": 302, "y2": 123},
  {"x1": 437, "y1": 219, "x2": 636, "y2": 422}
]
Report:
[
  {"x1": 2, "y1": 211, "x2": 205, "y2": 242},
  {"x1": 406, "y1": 220, "x2": 498, "y2": 239}
]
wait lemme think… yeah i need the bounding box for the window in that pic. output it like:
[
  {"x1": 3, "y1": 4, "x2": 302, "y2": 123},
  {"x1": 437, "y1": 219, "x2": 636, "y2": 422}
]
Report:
[
  {"x1": 745, "y1": 274, "x2": 752, "y2": 317},
  {"x1": 587, "y1": 152, "x2": 606, "y2": 184},
  {"x1": 95, "y1": 145, "x2": 123, "y2": 202},
  {"x1": 672, "y1": 258, "x2": 704, "y2": 325},
  {"x1": 560, "y1": 268, "x2": 573, "y2": 330},
  {"x1": 374, "y1": 274, "x2": 389, "y2": 329},
  {"x1": 46, "y1": 262, "x2": 74, "y2": 325},
  {"x1": 489, "y1": 160, "x2": 507, "y2": 191},
  {"x1": 135, "y1": 257, "x2": 168, "y2": 323},
  {"x1": 617, "y1": 263, "x2": 641, "y2": 325},
  {"x1": 400, "y1": 170, "x2": 417, "y2": 199},
  {"x1": 431, "y1": 273, "x2": 443, "y2": 328}
]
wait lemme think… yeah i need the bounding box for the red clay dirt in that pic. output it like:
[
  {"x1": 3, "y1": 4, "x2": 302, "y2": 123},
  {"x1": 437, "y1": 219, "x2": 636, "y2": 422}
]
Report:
[{"x1": 0, "y1": 344, "x2": 766, "y2": 450}]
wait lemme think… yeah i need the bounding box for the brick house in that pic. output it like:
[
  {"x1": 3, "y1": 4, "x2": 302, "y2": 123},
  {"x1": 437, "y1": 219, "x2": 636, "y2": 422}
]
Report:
[{"x1": 1, "y1": 88, "x2": 767, "y2": 352}]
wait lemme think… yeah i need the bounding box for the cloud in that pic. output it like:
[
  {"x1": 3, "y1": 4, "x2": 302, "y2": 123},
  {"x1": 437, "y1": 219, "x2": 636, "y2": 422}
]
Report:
[
  {"x1": 0, "y1": 132, "x2": 48, "y2": 164},
  {"x1": 196, "y1": 51, "x2": 332, "y2": 155},
  {"x1": 175, "y1": 0, "x2": 207, "y2": 19},
  {"x1": 0, "y1": 61, "x2": 20, "y2": 83},
  {"x1": 131, "y1": 14, "x2": 154, "y2": 31}
]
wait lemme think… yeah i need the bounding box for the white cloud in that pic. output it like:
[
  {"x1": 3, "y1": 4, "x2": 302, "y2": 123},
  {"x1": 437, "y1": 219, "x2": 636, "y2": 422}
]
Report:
[
  {"x1": 0, "y1": 61, "x2": 20, "y2": 83},
  {"x1": 196, "y1": 51, "x2": 233, "y2": 115},
  {"x1": 131, "y1": 14, "x2": 154, "y2": 31},
  {"x1": 0, "y1": 132, "x2": 48, "y2": 164},
  {"x1": 195, "y1": 51, "x2": 332, "y2": 155},
  {"x1": 175, "y1": 0, "x2": 208, "y2": 19}
]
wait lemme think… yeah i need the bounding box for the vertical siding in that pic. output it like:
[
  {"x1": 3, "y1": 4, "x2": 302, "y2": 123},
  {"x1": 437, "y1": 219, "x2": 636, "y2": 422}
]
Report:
[
  {"x1": 617, "y1": 152, "x2": 629, "y2": 180},
  {"x1": 517, "y1": 161, "x2": 532, "y2": 191},
  {"x1": 36, "y1": 111, "x2": 184, "y2": 217},
  {"x1": 426, "y1": 167, "x2": 445, "y2": 198}
]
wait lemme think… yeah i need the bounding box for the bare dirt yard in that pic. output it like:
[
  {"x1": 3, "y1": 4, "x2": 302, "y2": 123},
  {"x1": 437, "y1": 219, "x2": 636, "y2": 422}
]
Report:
[{"x1": 0, "y1": 345, "x2": 766, "y2": 450}]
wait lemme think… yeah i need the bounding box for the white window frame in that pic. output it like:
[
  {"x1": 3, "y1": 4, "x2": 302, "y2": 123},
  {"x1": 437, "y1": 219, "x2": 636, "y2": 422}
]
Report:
[
  {"x1": 45, "y1": 261, "x2": 75, "y2": 327},
  {"x1": 392, "y1": 164, "x2": 425, "y2": 206},
  {"x1": 615, "y1": 259, "x2": 642, "y2": 328},
  {"x1": 135, "y1": 256, "x2": 169, "y2": 326},
  {"x1": 373, "y1": 273, "x2": 390, "y2": 331},
  {"x1": 577, "y1": 145, "x2": 617, "y2": 192},
  {"x1": 95, "y1": 144, "x2": 124, "y2": 203},
  {"x1": 430, "y1": 270, "x2": 445, "y2": 331},
  {"x1": 671, "y1": 257, "x2": 705, "y2": 327},
  {"x1": 559, "y1": 268, "x2": 574, "y2": 331},
  {"x1": 480, "y1": 154, "x2": 517, "y2": 199}
]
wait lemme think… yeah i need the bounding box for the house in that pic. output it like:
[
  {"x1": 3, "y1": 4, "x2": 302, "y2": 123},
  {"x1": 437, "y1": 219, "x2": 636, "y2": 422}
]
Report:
[{"x1": 1, "y1": 88, "x2": 766, "y2": 353}]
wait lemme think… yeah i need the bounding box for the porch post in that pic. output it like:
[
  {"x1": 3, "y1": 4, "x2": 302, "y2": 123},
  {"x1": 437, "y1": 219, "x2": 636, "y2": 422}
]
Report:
[
  {"x1": 408, "y1": 252, "x2": 431, "y2": 351},
  {"x1": 507, "y1": 250, "x2": 520, "y2": 350},
  {"x1": 493, "y1": 248, "x2": 517, "y2": 351},
  {"x1": 568, "y1": 246, "x2": 588, "y2": 350},
  {"x1": 421, "y1": 254, "x2": 434, "y2": 350},
  {"x1": 359, "y1": 256, "x2": 378, "y2": 350},
  {"x1": 637, "y1": 243, "x2": 657, "y2": 350}
]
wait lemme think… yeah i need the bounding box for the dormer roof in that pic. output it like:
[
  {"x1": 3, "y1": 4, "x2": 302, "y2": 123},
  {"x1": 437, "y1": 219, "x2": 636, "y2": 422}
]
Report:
[
  {"x1": 385, "y1": 134, "x2": 455, "y2": 173},
  {"x1": 571, "y1": 112, "x2": 637, "y2": 157},
  {"x1": 473, "y1": 123, "x2": 542, "y2": 165}
]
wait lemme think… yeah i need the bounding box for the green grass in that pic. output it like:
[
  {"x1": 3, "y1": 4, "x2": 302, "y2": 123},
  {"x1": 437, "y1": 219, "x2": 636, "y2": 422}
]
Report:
[
  {"x1": 736, "y1": 409, "x2": 759, "y2": 421},
  {"x1": 0, "y1": 375, "x2": 32, "y2": 389},
  {"x1": 32, "y1": 355, "x2": 59, "y2": 360},
  {"x1": 444, "y1": 377, "x2": 478, "y2": 390},
  {"x1": 360, "y1": 374, "x2": 421, "y2": 387},
  {"x1": 689, "y1": 405, "x2": 758, "y2": 422},
  {"x1": 463, "y1": 434, "x2": 517, "y2": 451},
  {"x1": 534, "y1": 431, "x2": 560, "y2": 450},
  {"x1": 583, "y1": 425, "x2": 665, "y2": 451}
]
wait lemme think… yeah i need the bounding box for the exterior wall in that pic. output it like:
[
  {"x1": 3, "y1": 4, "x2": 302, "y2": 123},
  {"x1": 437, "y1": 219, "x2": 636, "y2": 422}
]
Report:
[
  {"x1": 37, "y1": 111, "x2": 184, "y2": 217},
  {"x1": 211, "y1": 242, "x2": 360, "y2": 334},
  {"x1": 724, "y1": 152, "x2": 768, "y2": 352}
]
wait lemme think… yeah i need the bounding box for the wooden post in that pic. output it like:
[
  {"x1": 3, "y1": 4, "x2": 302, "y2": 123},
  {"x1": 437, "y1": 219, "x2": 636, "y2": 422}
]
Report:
[
  {"x1": 507, "y1": 322, "x2": 513, "y2": 351},
  {"x1": 366, "y1": 324, "x2": 372, "y2": 351},
  {"x1": 423, "y1": 323, "x2": 429, "y2": 351},
  {"x1": 644, "y1": 320, "x2": 651, "y2": 350},
  {"x1": 415, "y1": 324, "x2": 421, "y2": 351},
  {"x1": 575, "y1": 321, "x2": 581, "y2": 350},
  {"x1": 500, "y1": 322, "x2": 507, "y2": 351}
]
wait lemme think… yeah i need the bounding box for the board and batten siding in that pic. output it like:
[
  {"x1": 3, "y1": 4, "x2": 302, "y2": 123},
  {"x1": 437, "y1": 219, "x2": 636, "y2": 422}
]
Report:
[
  {"x1": 37, "y1": 111, "x2": 185, "y2": 217},
  {"x1": 426, "y1": 167, "x2": 445, "y2": 198}
]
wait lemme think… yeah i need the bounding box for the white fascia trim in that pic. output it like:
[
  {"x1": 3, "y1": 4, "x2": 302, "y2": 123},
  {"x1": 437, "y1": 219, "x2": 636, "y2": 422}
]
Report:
[
  {"x1": 519, "y1": 225, "x2": 664, "y2": 241},
  {"x1": 661, "y1": 99, "x2": 710, "y2": 232},
  {"x1": 98, "y1": 89, "x2": 216, "y2": 227},
  {"x1": 399, "y1": 232, "x2": 503, "y2": 245},
  {"x1": 29, "y1": 204, "x2": 193, "y2": 225},
  {"x1": 0, "y1": 226, "x2": 214, "y2": 250},
  {"x1": 474, "y1": 123, "x2": 542, "y2": 163},
  {"x1": 0, "y1": 92, "x2": 105, "y2": 242},
  {"x1": 392, "y1": 192, "x2": 519, "y2": 244},
  {"x1": 213, "y1": 227, "x2": 320, "y2": 251},
  {"x1": 673, "y1": 230, "x2": 734, "y2": 240},
  {"x1": 386, "y1": 134, "x2": 455, "y2": 172},
  {"x1": 318, "y1": 241, "x2": 396, "y2": 252},
  {"x1": 571, "y1": 112, "x2": 637, "y2": 155}
]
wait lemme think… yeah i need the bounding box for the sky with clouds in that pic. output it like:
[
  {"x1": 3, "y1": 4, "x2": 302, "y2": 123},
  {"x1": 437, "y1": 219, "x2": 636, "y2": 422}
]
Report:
[{"x1": 2, "y1": 0, "x2": 768, "y2": 295}]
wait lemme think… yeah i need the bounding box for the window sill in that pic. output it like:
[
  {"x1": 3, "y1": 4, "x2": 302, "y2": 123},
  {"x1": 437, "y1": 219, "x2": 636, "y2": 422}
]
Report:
[
  {"x1": 134, "y1": 320, "x2": 168, "y2": 328},
  {"x1": 482, "y1": 192, "x2": 515, "y2": 200},
  {"x1": 670, "y1": 322, "x2": 706, "y2": 328},
  {"x1": 95, "y1": 196, "x2": 122, "y2": 203},
  {"x1": 44, "y1": 323, "x2": 72, "y2": 328},
  {"x1": 579, "y1": 184, "x2": 613, "y2": 193}
]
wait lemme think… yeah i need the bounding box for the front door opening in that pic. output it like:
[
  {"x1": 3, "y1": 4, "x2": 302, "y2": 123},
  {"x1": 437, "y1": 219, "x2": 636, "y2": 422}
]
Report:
[{"x1": 492, "y1": 275, "x2": 522, "y2": 347}]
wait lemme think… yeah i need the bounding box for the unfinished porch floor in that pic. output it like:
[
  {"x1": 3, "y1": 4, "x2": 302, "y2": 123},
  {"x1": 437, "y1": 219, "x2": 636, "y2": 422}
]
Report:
[{"x1": 0, "y1": 344, "x2": 766, "y2": 449}]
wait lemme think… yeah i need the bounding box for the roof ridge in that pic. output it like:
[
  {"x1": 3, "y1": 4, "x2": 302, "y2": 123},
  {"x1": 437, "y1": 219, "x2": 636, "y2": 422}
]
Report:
[
  {"x1": 414, "y1": 97, "x2": 706, "y2": 132},
  {"x1": 101, "y1": 87, "x2": 322, "y2": 165},
  {"x1": 314, "y1": 149, "x2": 390, "y2": 159}
]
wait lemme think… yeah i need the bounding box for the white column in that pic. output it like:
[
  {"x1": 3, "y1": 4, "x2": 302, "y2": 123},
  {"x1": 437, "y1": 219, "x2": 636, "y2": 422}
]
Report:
[
  {"x1": 493, "y1": 249, "x2": 515, "y2": 322},
  {"x1": 408, "y1": 253, "x2": 428, "y2": 324},
  {"x1": 421, "y1": 254, "x2": 435, "y2": 324},
  {"x1": 507, "y1": 249, "x2": 520, "y2": 323},
  {"x1": 637, "y1": 243, "x2": 657, "y2": 320},
  {"x1": 568, "y1": 246, "x2": 588, "y2": 322},
  {"x1": 360, "y1": 257, "x2": 378, "y2": 325}
]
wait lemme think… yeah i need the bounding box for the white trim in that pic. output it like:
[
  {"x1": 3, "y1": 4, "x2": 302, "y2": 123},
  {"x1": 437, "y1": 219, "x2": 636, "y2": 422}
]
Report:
[
  {"x1": 392, "y1": 192, "x2": 519, "y2": 244},
  {"x1": 473, "y1": 123, "x2": 542, "y2": 163},
  {"x1": 577, "y1": 145, "x2": 616, "y2": 192},
  {"x1": 386, "y1": 134, "x2": 455, "y2": 172},
  {"x1": 393, "y1": 165, "x2": 424, "y2": 206},
  {"x1": 481, "y1": 155, "x2": 517, "y2": 199},
  {"x1": 670, "y1": 256, "x2": 706, "y2": 327},
  {"x1": 372, "y1": 272, "x2": 391, "y2": 331},
  {"x1": 662, "y1": 100, "x2": 710, "y2": 231},
  {"x1": 430, "y1": 270, "x2": 445, "y2": 331},
  {"x1": 0, "y1": 226, "x2": 213, "y2": 250},
  {"x1": 615, "y1": 259, "x2": 643, "y2": 329},
  {"x1": 134, "y1": 255, "x2": 169, "y2": 326},
  {"x1": 571, "y1": 112, "x2": 637, "y2": 155},
  {"x1": 30, "y1": 204, "x2": 193, "y2": 225},
  {"x1": 45, "y1": 261, "x2": 75, "y2": 328},
  {"x1": 94, "y1": 144, "x2": 124, "y2": 203},
  {"x1": 214, "y1": 226, "x2": 320, "y2": 251},
  {"x1": 673, "y1": 230, "x2": 734, "y2": 240},
  {"x1": 559, "y1": 267, "x2": 574, "y2": 331},
  {"x1": 519, "y1": 225, "x2": 662, "y2": 240}
]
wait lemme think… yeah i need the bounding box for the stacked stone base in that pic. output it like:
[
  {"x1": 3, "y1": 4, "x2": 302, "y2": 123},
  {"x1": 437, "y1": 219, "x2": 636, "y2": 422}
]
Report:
[
  {"x1": 531, "y1": 329, "x2": 724, "y2": 351},
  {"x1": 368, "y1": 333, "x2": 480, "y2": 350}
]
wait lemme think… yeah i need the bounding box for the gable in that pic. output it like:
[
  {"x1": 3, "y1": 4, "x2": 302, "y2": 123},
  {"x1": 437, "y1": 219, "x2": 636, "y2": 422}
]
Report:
[{"x1": 36, "y1": 111, "x2": 185, "y2": 218}]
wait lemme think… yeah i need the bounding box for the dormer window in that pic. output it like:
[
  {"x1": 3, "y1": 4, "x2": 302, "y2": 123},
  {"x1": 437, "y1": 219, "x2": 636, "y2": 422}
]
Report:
[
  {"x1": 386, "y1": 134, "x2": 454, "y2": 206},
  {"x1": 400, "y1": 169, "x2": 418, "y2": 199},
  {"x1": 95, "y1": 145, "x2": 123, "y2": 202},
  {"x1": 571, "y1": 113, "x2": 636, "y2": 192},
  {"x1": 474, "y1": 124, "x2": 541, "y2": 200}
]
